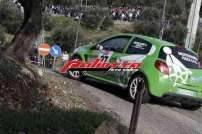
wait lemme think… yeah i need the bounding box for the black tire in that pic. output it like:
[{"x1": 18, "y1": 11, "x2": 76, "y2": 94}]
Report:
[
  {"x1": 181, "y1": 103, "x2": 201, "y2": 110},
  {"x1": 127, "y1": 74, "x2": 150, "y2": 103},
  {"x1": 67, "y1": 55, "x2": 86, "y2": 81}
]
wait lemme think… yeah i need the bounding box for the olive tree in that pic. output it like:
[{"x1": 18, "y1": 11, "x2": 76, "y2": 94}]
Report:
[{"x1": 4, "y1": 0, "x2": 42, "y2": 63}]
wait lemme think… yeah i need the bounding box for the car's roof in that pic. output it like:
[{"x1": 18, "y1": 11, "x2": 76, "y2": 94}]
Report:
[
  {"x1": 109, "y1": 33, "x2": 197, "y2": 55},
  {"x1": 133, "y1": 34, "x2": 197, "y2": 54},
  {"x1": 115, "y1": 33, "x2": 175, "y2": 47}
]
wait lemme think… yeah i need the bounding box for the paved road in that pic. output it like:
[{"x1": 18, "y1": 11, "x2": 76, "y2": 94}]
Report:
[
  {"x1": 73, "y1": 78, "x2": 202, "y2": 134},
  {"x1": 47, "y1": 69, "x2": 202, "y2": 134}
]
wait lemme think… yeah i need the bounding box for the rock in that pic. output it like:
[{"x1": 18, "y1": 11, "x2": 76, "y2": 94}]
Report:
[
  {"x1": 62, "y1": 90, "x2": 67, "y2": 94},
  {"x1": 38, "y1": 69, "x2": 43, "y2": 77}
]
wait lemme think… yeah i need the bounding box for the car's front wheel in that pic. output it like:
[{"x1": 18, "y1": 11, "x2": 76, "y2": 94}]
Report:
[
  {"x1": 128, "y1": 75, "x2": 150, "y2": 103},
  {"x1": 181, "y1": 103, "x2": 201, "y2": 110}
]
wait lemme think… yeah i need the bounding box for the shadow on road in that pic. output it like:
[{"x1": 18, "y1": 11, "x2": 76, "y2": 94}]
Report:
[
  {"x1": 82, "y1": 78, "x2": 183, "y2": 109},
  {"x1": 83, "y1": 78, "x2": 129, "y2": 100}
]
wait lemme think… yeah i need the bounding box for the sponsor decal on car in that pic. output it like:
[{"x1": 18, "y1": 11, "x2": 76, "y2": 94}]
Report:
[
  {"x1": 163, "y1": 47, "x2": 192, "y2": 86},
  {"x1": 59, "y1": 58, "x2": 142, "y2": 74}
]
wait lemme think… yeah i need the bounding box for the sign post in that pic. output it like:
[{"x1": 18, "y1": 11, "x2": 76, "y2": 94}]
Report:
[
  {"x1": 43, "y1": 56, "x2": 46, "y2": 67},
  {"x1": 128, "y1": 80, "x2": 145, "y2": 134},
  {"x1": 50, "y1": 44, "x2": 62, "y2": 70},
  {"x1": 38, "y1": 43, "x2": 50, "y2": 67}
]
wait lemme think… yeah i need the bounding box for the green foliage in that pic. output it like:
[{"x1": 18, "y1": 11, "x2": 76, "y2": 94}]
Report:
[
  {"x1": 51, "y1": 17, "x2": 84, "y2": 52},
  {"x1": 45, "y1": 36, "x2": 54, "y2": 46},
  {"x1": 46, "y1": 16, "x2": 85, "y2": 51},
  {"x1": 82, "y1": 15, "x2": 103, "y2": 28},
  {"x1": 47, "y1": 0, "x2": 80, "y2": 7},
  {"x1": 47, "y1": 0, "x2": 191, "y2": 45},
  {"x1": 133, "y1": 6, "x2": 161, "y2": 38},
  {"x1": 88, "y1": 0, "x2": 108, "y2": 6},
  {"x1": 0, "y1": 25, "x2": 5, "y2": 45},
  {"x1": 43, "y1": 13, "x2": 55, "y2": 31},
  {"x1": 51, "y1": 16, "x2": 78, "y2": 28},
  {"x1": 0, "y1": 108, "x2": 114, "y2": 134},
  {"x1": 163, "y1": 22, "x2": 187, "y2": 45},
  {"x1": 82, "y1": 8, "x2": 112, "y2": 30},
  {"x1": 0, "y1": 0, "x2": 23, "y2": 34},
  {"x1": 133, "y1": 21, "x2": 160, "y2": 38},
  {"x1": 100, "y1": 16, "x2": 114, "y2": 30},
  {"x1": 142, "y1": 7, "x2": 161, "y2": 22},
  {"x1": 129, "y1": 0, "x2": 154, "y2": 6},
  {"x1": 131, "y1": 0, "x2": 191, "y2": 45},
  {"x1": 168, "y1": 4, "x2": 183, "y2": 16}
]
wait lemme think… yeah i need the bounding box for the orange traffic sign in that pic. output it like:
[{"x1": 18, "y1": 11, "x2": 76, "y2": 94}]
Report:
[{"x1": 38, "y1": 43, "x2": 50, "y2": 56}]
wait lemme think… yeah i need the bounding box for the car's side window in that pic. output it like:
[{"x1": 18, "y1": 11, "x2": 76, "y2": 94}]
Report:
[
  {"x1": 126, "y1": 37, "x2": 152, "y2": 54},
  {"x1": 101, "y1": 39, "x2": 114, "y2": 51},
  {"x1": 101, "y1": 37, "x2": 131, "y2": 53}
]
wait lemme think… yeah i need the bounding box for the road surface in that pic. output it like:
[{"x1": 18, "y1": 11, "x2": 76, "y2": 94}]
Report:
[{"x1": 48, "y1": 70, "x2": 202, "y2": 134}]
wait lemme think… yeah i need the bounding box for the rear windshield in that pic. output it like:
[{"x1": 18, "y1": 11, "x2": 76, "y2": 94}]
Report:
[{"x1": 159, "y1": 46, "x2": 199, "y2": 69}]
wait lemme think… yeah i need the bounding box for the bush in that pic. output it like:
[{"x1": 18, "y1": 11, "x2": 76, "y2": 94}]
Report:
[
  {"x1": 163, "y1": 22, "x2": 187, "y2": 45},
  {"x1": 52, "y1": 24, "x2": 84, "y2": 52},
  {"x1": 0, "y1": 0, "x2": 23, "y2": 34},
  {"x1": 0, "y1": 25, "x2": 5, "y2": 45},
  {"x1": 52, "y1": 16, "x2": 78, "y2": 28},
  {"x1": 42, "y1": 14, "x2": 86, "y2": 32},
  {"x1": 82, "y1": 8, "x2": 112, "y2": 30},
  {"x1": 133, "y1": 21, "x2": 160, "y2": 38},
  {"x1": 82, "y1": 15, "x2": 102, "y2": 28},
  {"x1": 100, "y1": 16, "x2": 114, "y2": 30},
  {"x1": 133, "y1": 7, "x2": 161, "y2": 39},
  {"x1": 43, "y1": 13, "x2": 55, "y2": 31},
  {"x1": 142, "y1": 7, "x2": 161, "y2": 22}
]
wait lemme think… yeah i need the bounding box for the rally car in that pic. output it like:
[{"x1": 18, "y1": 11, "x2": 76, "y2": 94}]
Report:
[{"x1": 67, "y1": 34, "x2": 202, "y2": 110}]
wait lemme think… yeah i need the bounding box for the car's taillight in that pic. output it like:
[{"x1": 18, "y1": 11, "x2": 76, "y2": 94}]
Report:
[{"x1": 155, "y1": 60, "x2": 169, "y2": 75}]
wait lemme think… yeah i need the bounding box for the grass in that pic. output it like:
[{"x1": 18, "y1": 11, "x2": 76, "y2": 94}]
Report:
[
  {"x1": 0, "y1": 57, "x2": 127, "y2": 134},
  {"x1": 0, "y1": 108, "x2": 112, "y2": 134},
  {"x1": 47, "y1": 16, "x2": 134, "y2": 44},
  {"x1": 81, "y1": 22, "x2": 132, "y2": 43}
]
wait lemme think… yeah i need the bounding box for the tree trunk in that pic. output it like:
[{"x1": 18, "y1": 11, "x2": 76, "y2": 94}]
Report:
[{"x1": 5, "y1": 0, "x2": 42, "y2": 63}]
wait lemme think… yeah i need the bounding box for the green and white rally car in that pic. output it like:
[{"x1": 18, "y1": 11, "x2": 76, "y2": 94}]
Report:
[{"x1": 67, "y1": 34, "x2": 202, "y2": 109}]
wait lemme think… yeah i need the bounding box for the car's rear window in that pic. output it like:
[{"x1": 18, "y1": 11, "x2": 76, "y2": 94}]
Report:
[{"x1": 159, "y1": 46, "x2": 199, "y2": 69}]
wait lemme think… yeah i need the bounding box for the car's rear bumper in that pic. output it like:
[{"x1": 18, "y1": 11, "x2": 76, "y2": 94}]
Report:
[{"x1": 163, "y1": 93, "x2": 202, "y2": 104}]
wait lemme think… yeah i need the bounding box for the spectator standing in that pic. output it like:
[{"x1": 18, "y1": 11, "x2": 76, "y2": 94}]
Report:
[{"x1": 62, "y1": 51, "x2": 69, "y2": 64}]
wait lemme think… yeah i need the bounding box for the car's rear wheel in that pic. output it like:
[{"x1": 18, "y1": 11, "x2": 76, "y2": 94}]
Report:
[
  {"x1": 67, "y1": 55, "x2": 86, "y2": 80},
  {"x1": 181, "y1": 103, "x2": 201, "y2": 110},
  {"x1": 128, "y1": 74, "x2": 150, "y2": 103}
]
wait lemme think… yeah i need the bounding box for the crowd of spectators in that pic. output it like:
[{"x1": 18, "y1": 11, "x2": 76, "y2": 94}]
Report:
[
  {"x1": 46, "y1": 5, "x2": 83, "y2": 19},
  {"x1": 111, "y1": 6, "x2": 144, "y2": 21},
  {"x1": 46, "y1": 5, "x2": 144, "y2": 22}
]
